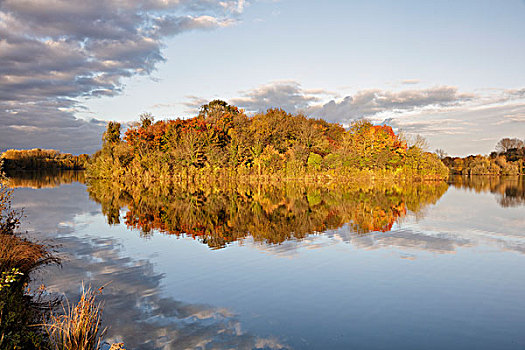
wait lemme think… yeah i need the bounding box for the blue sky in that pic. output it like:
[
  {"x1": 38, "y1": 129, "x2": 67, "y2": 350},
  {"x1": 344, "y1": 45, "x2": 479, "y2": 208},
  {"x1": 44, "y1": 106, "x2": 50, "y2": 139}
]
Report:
[{"x1": 1, "y1": 0, "x2": 524, "y2": 155}]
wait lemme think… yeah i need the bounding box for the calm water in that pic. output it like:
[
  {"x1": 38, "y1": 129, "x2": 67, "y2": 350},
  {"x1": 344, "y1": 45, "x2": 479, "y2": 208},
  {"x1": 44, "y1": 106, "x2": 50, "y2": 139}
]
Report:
[{"x1": 7, "y1": 172, "x2": 525, "y2": 350}]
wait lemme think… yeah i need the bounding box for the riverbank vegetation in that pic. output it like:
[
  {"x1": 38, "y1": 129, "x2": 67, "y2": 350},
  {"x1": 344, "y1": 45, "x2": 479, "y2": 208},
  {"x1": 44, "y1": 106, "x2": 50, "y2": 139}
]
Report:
[
  {"x1": 0, "y1": 184, "x2": 56, "y2": 348},
  {"x1": 87, "y1": 100, "x2": 448, "y2": 183},
  {"x1": 441, "y1": 138, "x2": 525, "y2": 175},
  {"x1": 45, "y1": 284, "x2": 106, "y2": 350},
  {"x1": 0, "y1": 183, "x2": 116, "y2": 349},
  {"x1": 1, "y1": 149, "x2": 89, "y2": 171}
]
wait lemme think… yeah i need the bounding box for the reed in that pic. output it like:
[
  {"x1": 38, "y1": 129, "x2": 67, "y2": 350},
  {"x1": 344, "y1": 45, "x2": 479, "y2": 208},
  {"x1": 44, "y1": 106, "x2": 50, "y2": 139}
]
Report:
[
  {"x1": 0, "y1": 234, "x2": 53, "y2": 273},
  {"x1": 45, "y1": 284, "x2": 106, "y2": 350}
]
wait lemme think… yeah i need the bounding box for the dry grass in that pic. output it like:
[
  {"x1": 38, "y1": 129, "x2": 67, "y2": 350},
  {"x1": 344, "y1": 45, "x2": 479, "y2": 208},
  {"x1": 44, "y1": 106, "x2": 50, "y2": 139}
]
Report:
[
  {"x1": 1, "y1": 184, "x2": 56, "y2": 274},
  {"x1": 0, "y1": 234, "x2": 53, "y2": 273},
  {"x1": 45, "y1": 284, "x2": 106, "y2": 350}
]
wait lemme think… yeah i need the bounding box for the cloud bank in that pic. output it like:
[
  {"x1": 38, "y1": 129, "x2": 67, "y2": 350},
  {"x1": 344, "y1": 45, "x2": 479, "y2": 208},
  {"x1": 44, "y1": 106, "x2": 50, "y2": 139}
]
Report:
[
  {"x1": 309, "y1": 86, "x2": 473, "y2": 124},
  {"x1": 0, "y1": 0, "x2": 244, "y2": 154},
  {"x1": 216, "y1": 81, "x2": 475, "y2": 123},
  {"x1": 229, "y1": 81, "x2": 330, "y2": 113},
  {"x1": 214, "y1": 81, "x2": 524, "y2": 156}
]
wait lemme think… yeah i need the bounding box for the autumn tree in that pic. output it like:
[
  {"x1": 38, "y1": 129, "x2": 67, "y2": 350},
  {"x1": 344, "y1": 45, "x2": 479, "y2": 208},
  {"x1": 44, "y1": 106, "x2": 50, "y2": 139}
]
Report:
[
  {"x1": 252, "y1": 109, "x2": 298, "y2": 152},
  {"x1": 199, "y1": 99, "x2": 239, "y2": 125},
  {"x1": 139, "y1": 113, "x2": 154, "y2": 128},
  {"x1": 87, "y1": 102, "x2": 449, "y2": 180},
  {"x1": 103, "y1": 122, "x2": 121, "y2": 145}
]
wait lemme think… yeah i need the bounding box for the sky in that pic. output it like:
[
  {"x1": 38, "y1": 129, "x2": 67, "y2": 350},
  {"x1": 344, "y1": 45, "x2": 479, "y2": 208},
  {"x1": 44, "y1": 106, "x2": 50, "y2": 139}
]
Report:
[{"x1": 1, "y1": 0, "x2": 524, "y2": 156}]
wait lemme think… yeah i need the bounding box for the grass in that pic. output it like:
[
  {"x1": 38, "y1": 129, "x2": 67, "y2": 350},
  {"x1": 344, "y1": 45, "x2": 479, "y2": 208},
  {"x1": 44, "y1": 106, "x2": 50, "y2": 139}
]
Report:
[
  {"x1": 44, "y1": 284, "x2": 106, "y2": 350},
  {"x1": 0, "y1": 233, "x2": 55, "y2": 273}
]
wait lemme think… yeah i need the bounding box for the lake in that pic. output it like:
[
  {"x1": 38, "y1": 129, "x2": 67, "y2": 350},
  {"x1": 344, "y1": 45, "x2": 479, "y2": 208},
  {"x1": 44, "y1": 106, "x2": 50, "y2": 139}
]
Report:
[{"x1": 8, "y1": 172, "x2": 525, "y2": 350}]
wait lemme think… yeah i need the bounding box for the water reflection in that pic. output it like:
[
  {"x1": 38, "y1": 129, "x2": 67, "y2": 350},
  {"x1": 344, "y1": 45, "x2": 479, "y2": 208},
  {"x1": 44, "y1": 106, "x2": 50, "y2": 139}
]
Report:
[
  {"x1": 43, "y1": 235, "x2": 287, "y2": 350},
  {"x1": 10, "y1": 180, "x2": 288, "y2": 349},
  {"x1": 86, "y1": 180, "x2": 449, "y2": 249},
  {"x1": 450, "y1": 175, "x2": 525, "y2": 207},
  {"x1": 327, "y1": 229, "x2": 472, "y2": 254},
  {"x1": 4, "y1": 169, "x2": 85, "y2": 189},
  {"x1": 7, "y1": 172, "x2": 525, "y2": 349}
]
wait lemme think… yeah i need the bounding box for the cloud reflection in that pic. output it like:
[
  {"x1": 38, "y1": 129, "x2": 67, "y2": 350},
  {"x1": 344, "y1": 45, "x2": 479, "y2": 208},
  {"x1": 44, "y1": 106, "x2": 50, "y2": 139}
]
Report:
[{"x1": 42, "y1": 235, "x2": 288, "y2": 349}]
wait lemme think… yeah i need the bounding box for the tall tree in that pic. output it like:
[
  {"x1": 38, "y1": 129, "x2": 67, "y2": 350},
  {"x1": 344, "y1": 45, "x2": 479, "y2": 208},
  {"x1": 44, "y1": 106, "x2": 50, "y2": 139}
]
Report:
[
  {"x1": 496, "y1": 138, "x2": 524, "y2": 153},
  {"x1": 139, "y1": 113, "x2": 154, "y2": 128},
  {"x1": 103, "y1": 122, "x2": 121, "y2": 145},
  {"x1": 199, "y1": 100, "x2": 239, "y2": 126}
]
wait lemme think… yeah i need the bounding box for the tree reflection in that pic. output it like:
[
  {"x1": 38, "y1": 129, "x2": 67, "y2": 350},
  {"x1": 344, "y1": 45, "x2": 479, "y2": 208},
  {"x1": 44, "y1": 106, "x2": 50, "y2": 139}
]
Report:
[
  {"x1": 450, "y1": 175, "x2": 525, "y2": 207},
  {"x1": 4, "y1": 169, "x2": 85, "y2": 189},
  {"x1": 87, "y1": 180, "x2": 448, "y2": 249}
]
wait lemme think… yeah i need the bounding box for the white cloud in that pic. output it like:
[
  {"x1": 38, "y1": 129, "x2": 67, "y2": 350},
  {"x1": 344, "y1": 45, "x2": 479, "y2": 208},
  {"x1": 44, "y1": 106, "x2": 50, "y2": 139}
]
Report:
[
  {"x1": 309, "y1": 86, "x2": 474, "y2": 124},
  {"x1": 401, "y1": 79, "x2": 420, "y2": 85},
  {"x1": 230, "y1": 81, "x2": 328, "y2": 113},
  {"x1": 0, "y1": 0, "x2": 245, "y2": 153}
]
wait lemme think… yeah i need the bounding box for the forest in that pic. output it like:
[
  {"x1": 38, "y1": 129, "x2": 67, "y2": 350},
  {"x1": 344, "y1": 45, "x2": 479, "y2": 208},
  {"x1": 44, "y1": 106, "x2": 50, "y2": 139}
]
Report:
[{"x1": 87, "y1": 100, "x2": 448, "y2": 183}]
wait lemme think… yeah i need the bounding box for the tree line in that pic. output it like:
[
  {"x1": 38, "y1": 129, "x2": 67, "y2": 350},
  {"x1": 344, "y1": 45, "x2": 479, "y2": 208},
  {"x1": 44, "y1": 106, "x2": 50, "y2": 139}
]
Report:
[
  {"x1": 439, "y1": 137, "x2": 525, "y2": 175},
  {"x1": 1, "y1": 149, "x2": 89, "y2": 171},
  {"x1": 87, "y1": 100, "x2": 448, "y2": 183}
]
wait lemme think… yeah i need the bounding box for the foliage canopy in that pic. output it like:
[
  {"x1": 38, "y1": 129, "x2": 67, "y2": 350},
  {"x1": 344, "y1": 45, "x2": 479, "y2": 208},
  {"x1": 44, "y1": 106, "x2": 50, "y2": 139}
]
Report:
[{"x1": 88, "y1": 101, "x2": 448, "y2": 182}]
